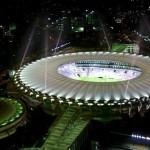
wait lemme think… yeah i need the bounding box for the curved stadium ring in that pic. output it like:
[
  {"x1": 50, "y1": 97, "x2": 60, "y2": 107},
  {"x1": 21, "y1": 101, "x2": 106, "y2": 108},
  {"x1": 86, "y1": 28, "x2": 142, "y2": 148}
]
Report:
[
  {"x1": 0, "y1": 97, "x2": 26, "y2": 139},
  {"x1": 14, "y1": 52, "x2": 150, "y2": 107}
]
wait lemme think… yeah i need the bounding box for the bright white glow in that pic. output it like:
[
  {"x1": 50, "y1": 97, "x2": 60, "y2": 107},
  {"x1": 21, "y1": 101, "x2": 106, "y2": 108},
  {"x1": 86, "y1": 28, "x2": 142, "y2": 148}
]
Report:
[
  {"x1": 36, "y1": 94, "x2": 39, "y2": 98},
  {"x1": 132, "y1": 134, "x2": 150, "y2": 141},
  {"x1": 75, "y1": 96, "x2": 82, "y2": 100},
  {"x1": 88, "y1": 103, "x2": 93, "y2": 106},
  {"x1": 128, "y1": 101, "x2": 131, "y2": 104},
  {"x1": 17, "y1": 84, "x2": 20, "y2": 87},
  {"x1": 59, "y1": 100, "x2": 63, "y2": 103},
  {"x1": 97, "y1": 103, "x2": 104, "y2": 106},
  {"x1": 79, "y1": 27, "x2": 84, "y2": 32},
  {"x1": 9, "y1": 70, "x2": 16, "y2": 77},
  {"x1": 18, "y1": 52, "x2": 150, "y2": 103},
  {"x1": 118, "y1": 103, "x2": 121, "y2": 105},
  {"x1": 65, "y1": 95, "x2": 71, "y2": 99},
  {"x1": 43, "y1": 96, "x2": 47, "y2": 100},
  {"x1": 30, "y1": 92, "x2": 33, "y2": 95},
  {"x1": 24, "y1": 89, "x2": 28, "y2": 93},
  {"x1": 114, "y1": 95, "x2": 120, "y2": 100},
  {"x1": 78, "y1": 102, "x2": 83, "y2": 105},
  {"x1": 104, "y1": 95, "x2": 111, "y2": 101},
  {"x1": 68, "y1": 101, "x2": 73, "y2": 105},
  {"x1": 58, "y1": 60, "x2": 141, "y2": 83},
  {"x1": 85, "y1": 97, "x2": 91, "y2": 101},
  {"x1": 124, "y1": 94, "x2": 130, "y2": 100},
  {"x1": 20, "y1": 87, "x2": 24, "y2": 90},
  {"x1": 93, "y1": 27, "x2": 96, "y2": 30},
  {"x1": 110, "y1": 103, "x2": 114, "y2": 106},
  {"x1": 51, "y1": 98, "x2": 54, "y2": 102}
]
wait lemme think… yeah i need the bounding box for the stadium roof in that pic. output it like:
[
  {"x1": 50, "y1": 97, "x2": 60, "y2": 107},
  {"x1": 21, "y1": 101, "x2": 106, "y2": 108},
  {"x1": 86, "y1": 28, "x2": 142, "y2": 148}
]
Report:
[{"x1": 18, "y1": 52, "x2": 150, "y2": 101}]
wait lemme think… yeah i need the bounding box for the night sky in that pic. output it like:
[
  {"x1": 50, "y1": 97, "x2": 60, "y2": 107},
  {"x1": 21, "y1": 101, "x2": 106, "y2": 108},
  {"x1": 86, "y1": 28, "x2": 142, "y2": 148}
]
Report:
[{"x1": 0, "y1": 0, "x2": 150, "y2": 68}]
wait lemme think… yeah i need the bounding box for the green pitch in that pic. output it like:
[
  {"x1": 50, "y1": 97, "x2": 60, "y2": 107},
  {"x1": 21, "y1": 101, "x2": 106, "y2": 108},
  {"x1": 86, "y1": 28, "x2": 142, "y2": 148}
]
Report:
[
  {"x1": 76, "y1": 76, "x2": 120, "y2": 82},
  {"x1": 0, "y1": 98, "x2": 24, "y2": 127},
  {"x1": 0, "y1": 101, "x2": 15, "y2": 124},
  {"x1": 112, "y1": 43, "x2": 127, "y2": 52}
]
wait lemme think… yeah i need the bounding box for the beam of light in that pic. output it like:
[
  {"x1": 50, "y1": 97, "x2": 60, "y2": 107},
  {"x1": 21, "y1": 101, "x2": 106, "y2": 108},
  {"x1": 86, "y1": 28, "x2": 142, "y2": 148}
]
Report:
[
  {"x1": 54, "y1": 28, "x2": 63, "y2": 54},
  {"x1": 44, "y1": 29, "x2": 49, "y2": 90},
  {"x1": 51, "y1": 42, "x2": 70, "y2": 54},
  {"x1": 101, "y1": 23, "x2": 111, "y2": 51},
  {"x1": 124, "y1": 80, "x2": 130, "y2": 98},
  {"x1": 135, "y1": 16, "x2": 150, "y2": 53},
  {"x1": 20, "y1": 19, "x2": 39, "y2": 68},
  {"x1": 124, "y1": 54, "x2": 137, "y2": 98},
  {"x1": 110, "y1": 131, "x2": 130, "y2": 137}
]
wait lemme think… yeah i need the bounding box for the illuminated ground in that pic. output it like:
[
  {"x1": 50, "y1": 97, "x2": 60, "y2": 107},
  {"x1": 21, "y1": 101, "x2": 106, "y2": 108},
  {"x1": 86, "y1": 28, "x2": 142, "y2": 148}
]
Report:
[
  {"x1": 0, "y1": 101, "x2": 15, "y2": 125},
  {"x1": 58, "y1": 60, "x2": 141, "y2": 83},
  {"x1": 112, "y1": 43, "x2": 128, "y2": 52},
  {"x1": 61, "y1": 43, "x2": 127, "y2": 54},
  {"x1": 0, "y1": 98, "x2": 24, "y2": 128},
  {"x1": 42, "y1": 106, "x2": 89, "y2": 150},
  {"x1": 75, "y1": 76, "x2": 120, "y2": 82}
]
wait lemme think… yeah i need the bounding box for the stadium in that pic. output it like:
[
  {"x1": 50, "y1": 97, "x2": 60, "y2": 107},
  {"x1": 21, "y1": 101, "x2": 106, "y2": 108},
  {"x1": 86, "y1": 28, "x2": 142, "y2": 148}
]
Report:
[
  {"x1": 14, "y1": 51, "x2": 150, "y2": 115},
  {"x1": 0, "y1": 97, "x2": 26, "y2": 139}
]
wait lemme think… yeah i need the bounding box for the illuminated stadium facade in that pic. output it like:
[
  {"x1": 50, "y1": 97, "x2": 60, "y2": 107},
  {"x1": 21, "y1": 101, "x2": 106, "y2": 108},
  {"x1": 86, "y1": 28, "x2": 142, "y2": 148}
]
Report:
[{"x1": 14, "y1": 52, "x2": 150, "y2": 115}]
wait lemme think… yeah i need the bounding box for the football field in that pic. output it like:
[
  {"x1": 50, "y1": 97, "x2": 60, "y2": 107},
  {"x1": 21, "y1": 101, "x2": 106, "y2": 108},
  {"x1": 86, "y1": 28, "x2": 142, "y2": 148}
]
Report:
[{"x1": 76, "y1": 76, "x2": 120, "y2": 82}]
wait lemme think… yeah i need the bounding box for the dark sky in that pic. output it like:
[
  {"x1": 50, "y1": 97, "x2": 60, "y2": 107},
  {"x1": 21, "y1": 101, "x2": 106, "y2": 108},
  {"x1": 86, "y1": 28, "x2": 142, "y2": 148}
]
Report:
[
  {"x1": 0, "y1": 0, "x2": 133, "y2": 12},
  {"x1": 0, "y1": 0, "x2": 129, "y2": 16},
  {"x1": 0, "y1": 0, "x2": 149, "y2": 24}
]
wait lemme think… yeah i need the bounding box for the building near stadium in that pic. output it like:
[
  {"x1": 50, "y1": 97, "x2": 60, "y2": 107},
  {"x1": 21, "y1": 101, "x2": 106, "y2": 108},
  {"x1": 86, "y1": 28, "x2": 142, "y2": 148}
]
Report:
[
  {"x1": 0, "y1": 97, "x2": 26, "y2": 139},
  {"x1": 14, "y1": 51, "x2": 150, "y2": 115}
]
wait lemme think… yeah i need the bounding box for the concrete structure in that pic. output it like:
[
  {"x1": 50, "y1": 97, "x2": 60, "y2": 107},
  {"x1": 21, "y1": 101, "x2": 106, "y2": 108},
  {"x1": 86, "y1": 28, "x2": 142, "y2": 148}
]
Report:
[
  {"x1": 0, "y1": 97, "x2": 26, "y2": 139},
  {"x1": 14, "y1": 51, "x2": 150, "y2": 116}
]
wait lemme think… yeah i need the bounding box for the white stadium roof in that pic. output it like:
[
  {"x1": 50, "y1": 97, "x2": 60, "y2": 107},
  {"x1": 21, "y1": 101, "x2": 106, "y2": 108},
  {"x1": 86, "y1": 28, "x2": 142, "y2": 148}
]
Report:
[{"x1": 18, "y1": 52, "x2": 150, "y2": 102}]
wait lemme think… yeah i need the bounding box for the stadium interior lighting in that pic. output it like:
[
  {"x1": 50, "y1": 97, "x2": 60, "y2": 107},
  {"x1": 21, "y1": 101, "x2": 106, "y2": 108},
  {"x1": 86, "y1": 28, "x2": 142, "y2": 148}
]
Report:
[
  {"x1": 20, "y1": 87, "x2": 24, "y2": 90},
  {"x1": 132, "y1": 134, "x2": 150, "y2": 141},
  {"x1": 43, "y1": 96, "x2": 47, "y2": 100},
  {"x1": 15, "y1": 52, "x2": 150, "y2": 108},
  {"x1": 36, "y1": 94, "x2": 39, "y2": 98},
  {"x1": 58, "y1": 60, "x2": 142, "y2": 83},
  {"x1": 30, "y1": 92, "x2": 33, "y2": 95}
]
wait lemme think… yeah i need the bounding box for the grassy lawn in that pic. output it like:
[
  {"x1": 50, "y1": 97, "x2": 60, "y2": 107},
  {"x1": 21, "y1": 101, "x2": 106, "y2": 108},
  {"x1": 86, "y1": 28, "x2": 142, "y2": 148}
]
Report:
[
  {"x1": 76, "y1": 76, "x2": 120, "y2": 82},
  {"x1": 0, "y1": 99, "x2": 24, "y2": 127},
  {"x1": 61, "y1": 43, "x2": 128, "y2": 54},
  {"x1": 0, "y1": 101, "x2": 16, "y2": 124},
  {"x1": 112, "y1": 43, "x2": 128, "y2": 52}
]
